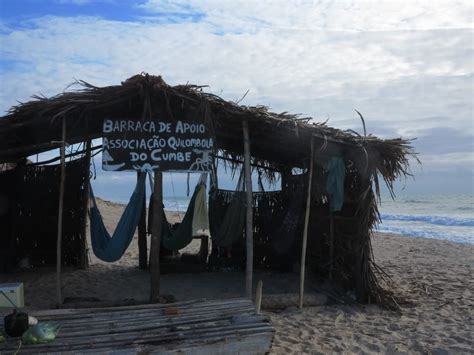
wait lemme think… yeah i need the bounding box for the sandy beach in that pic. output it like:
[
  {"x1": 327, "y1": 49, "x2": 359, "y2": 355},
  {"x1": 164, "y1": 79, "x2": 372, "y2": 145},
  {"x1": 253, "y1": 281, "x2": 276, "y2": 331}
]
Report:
[{"x1": 1, "y1": 198, "x2": 472, "y2": 354}]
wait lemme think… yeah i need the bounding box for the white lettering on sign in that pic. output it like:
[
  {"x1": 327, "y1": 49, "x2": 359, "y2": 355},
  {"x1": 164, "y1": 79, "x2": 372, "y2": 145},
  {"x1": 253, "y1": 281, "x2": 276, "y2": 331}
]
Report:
[
  {"x1": 175, "y1": 121, "x2": 206, "y2": 134},
  {"x1": 103, "y1": 118, "x2": 213, "y2": 172},
  {"x1": 103, "y1": 119, "x2": 161, "y2": 133}
]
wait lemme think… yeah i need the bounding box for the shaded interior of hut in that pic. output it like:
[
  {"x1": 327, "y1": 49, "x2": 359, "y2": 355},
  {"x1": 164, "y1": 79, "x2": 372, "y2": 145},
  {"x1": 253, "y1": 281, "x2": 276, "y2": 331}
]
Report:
[{"x1": 0, "y1": 146, "x2": 379, "y2": 304}]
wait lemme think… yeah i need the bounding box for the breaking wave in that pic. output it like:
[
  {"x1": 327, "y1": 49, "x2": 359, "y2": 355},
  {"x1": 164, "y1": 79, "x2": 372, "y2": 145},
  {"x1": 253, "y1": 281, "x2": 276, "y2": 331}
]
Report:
[
  {"x1": 380, "y1": 213, "x2": 474, "y2": 227},
  {"x1": 376, "y1": 224, "x2": 473, "y2": 245}
]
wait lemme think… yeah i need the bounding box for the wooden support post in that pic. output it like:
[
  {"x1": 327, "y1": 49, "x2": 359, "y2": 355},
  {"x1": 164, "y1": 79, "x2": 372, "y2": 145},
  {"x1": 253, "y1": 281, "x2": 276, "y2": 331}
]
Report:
[
  {"x1": 280, "y1": 167, "x2": 292, "y2": 198},
  {"x1": 242, "y1": 120, "x2": 254, "y2": 299},
  {"x1": 255, "y1": 280, "x2": 263, "y2": 315},
  {"x1": 138, "y1": 171, "x2": 148, "y2": 270},
  {"x1": 329, "y1": 210, "x2": 334, "y2": 280},
  {"x1": 299, "y1": 136, "x2": 315, "y2": 309},
  {"x1": 150, "y1": 171, "x2": 163, "y2": 303},
  {"x1": 80, "y1": 139, "x2": 92, "y2": 270},
  {"x1": 56, "y1": 118, "x2": 67, "y2": 307}
]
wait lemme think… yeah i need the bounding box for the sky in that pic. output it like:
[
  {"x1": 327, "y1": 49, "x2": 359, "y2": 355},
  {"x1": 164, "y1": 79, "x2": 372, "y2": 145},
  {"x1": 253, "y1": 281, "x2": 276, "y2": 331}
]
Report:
[{"x1": 0, "y1": 0, "x2": 473, "y2": 198}]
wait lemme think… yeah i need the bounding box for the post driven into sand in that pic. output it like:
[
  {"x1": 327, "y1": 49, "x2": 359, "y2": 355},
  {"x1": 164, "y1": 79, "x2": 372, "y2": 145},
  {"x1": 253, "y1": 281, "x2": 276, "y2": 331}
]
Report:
[
  {"x1": 56, "y1": 117, "x2": 67, "y2": 307},
  {"x1": 299, "y1": 136, "x2": 314, "y2": 309},
  {"x1": 150, "y1": 171, "x2": 163, "y2": 303},
  {"x1": 137, "y1": 171, "x2": 148, "y2": 270},
  {"x1": 80, "y1": 139, "x2": 91, "y2": 270},
  {"x1": 242, "y1": 120, "x2": 254, "y2": 299}
]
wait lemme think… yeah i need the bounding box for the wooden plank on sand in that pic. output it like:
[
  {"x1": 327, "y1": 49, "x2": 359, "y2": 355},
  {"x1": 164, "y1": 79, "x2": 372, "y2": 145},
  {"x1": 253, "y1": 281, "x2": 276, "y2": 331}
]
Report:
[{"x1": 0, "y1": 298, "x2": 274, "y2": 354}]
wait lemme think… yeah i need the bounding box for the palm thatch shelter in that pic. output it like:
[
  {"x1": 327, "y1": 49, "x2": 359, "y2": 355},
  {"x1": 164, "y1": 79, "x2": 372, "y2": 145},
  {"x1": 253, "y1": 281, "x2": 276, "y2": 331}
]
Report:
[{"x1": 0, "y1": 73, "x2": 416, "y2": 308}]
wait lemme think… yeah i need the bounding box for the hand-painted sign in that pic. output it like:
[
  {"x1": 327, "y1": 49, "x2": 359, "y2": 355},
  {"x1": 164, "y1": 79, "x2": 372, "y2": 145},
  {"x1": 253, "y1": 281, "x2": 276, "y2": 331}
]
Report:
[{"x1": 102, "y1": 119, "x2": 213, "y2": 172}]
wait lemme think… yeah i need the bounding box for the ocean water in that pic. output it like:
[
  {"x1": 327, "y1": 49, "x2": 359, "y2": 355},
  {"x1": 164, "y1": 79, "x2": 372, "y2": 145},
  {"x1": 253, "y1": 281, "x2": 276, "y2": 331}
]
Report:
[
  {"x1": 160, "y1": 193, "x2": 473, "y2": 245},
  {"x1": 377, "y1": 194, "x2": 473, "y2": 245},
  {"x1": 163, "y1": 196, "x2": 192, "y2": 214},
  {"x1": 98, "y1": 188, "x2": 473, "y2": 245}
]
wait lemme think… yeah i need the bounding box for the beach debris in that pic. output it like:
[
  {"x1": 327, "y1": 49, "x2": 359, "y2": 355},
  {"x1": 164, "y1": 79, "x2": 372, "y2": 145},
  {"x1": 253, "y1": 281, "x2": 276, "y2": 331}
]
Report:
[
  {"x1": 4, "y1": 309, "x2": 29, "y2": 337},
  {"x1": 22, "y1": 322, "x2": 61, "y2": 345},
  {"x1": 334, "y1": 312, "x2": 345, "y2": 325}
]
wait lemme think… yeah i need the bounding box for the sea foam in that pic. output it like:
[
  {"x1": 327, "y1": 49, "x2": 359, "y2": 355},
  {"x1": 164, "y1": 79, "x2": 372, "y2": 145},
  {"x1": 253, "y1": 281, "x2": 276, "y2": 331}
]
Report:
[{"x1": 380, "y1": 213, "x2": 474, "y2": 227}]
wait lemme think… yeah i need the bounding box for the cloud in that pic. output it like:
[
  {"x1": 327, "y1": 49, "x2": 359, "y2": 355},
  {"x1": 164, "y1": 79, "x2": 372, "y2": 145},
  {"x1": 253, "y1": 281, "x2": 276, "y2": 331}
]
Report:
[
  {"x1": 141, "y1": 0, "x2": 474, "y2": 32},
  {"x1": 137, "y1": 0, "x2": 200, "y2": 15},
  {"x1": 0, "y1": 1, "x2": 472, "y2": 193}
]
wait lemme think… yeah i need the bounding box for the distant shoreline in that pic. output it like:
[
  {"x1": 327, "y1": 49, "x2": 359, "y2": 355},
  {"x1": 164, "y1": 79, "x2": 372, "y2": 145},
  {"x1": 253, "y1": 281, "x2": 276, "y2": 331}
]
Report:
[{"x1": 94, "y1": 196, "x2": 473, "y2": 246}]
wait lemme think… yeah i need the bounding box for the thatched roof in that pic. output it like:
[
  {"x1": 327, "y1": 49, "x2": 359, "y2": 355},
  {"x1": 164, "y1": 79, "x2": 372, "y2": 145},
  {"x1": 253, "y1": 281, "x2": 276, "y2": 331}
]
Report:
[{"x1": 0, "y1": 73, "x2": 416, "y2": 194}]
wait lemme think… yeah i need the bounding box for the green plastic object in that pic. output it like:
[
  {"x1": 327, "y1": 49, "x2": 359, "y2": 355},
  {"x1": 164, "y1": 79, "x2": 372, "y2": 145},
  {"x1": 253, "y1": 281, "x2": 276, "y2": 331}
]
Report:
[{"x1": 22, "y1": 322, "x2": 60, "y2": 344}]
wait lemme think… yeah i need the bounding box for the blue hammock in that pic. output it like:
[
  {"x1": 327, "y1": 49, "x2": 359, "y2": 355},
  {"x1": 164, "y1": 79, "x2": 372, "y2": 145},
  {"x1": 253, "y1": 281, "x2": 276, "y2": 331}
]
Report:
[{"x1": 89, "y1": 173, "x2": 146, "y2": 262}]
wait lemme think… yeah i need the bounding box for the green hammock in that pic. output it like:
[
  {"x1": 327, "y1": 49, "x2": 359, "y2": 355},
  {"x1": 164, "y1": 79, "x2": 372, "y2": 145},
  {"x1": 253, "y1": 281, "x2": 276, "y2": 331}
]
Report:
[
  {"x1": 209, "y1": 172, "x2": 247, "y2": 247},
  {"x1": 149, "y1": 174, "x2": 208, "y2": 251}
]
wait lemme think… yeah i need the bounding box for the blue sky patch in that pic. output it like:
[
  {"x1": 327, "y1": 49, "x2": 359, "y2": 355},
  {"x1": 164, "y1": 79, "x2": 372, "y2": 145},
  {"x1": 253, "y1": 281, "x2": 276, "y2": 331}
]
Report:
[
  {"x1": 0, "y1": 0, "x2": 205, "y2": 31},
  {"x1": 0, "y1": 59, "x2": 31, "y2": 73}
]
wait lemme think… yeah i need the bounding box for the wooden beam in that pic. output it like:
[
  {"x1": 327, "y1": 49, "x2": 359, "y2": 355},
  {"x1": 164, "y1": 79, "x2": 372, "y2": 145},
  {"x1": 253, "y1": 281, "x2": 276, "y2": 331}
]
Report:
[
  {"x1": 0, "y1": 142, "x2": 62, "y2": 163},
  {"x1": 138, "y1": 171, "x2": 148, "y2": 270},
  {"x1": 212, "y1": 154, "x2": 281, "y2": 173},
  {"x1": 242, "y1": 120, "x2": 253, "y2": 299},
  {"x1": 299, "y1": 136, "x2": 315, "y2": 309},
  {"x1": 280, "y1": 167, "x2": 292, "y2": 192},
  {"x1": 150, "y1": 171, "x2": 163, "y2": 303},
  {"x1": 329, "y1": 210, "x2": 334, "y2": 280},
  {"x1": 0, "y1": 131, "x2": 104, "y2": 164},
  {"x1": 56, "y1": 117, "x2": 67, "y2": 307},
  {"x1": 29, "y1": 144, "x2": 102, "y2": 166},
  {"x1": 80, "y1": 140, "x2": 92, "y2": 270}
]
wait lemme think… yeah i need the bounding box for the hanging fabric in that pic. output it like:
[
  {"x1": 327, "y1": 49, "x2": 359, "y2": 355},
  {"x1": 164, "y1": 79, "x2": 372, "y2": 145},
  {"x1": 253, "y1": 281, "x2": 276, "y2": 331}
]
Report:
[
  {"x1": 209, "y1": 170, "x2": 247, "y2": 247},
  {"x1": 89, "y1": 173, "x2": 146, "y2": 262},
  {"x1": 148, "y1": 173, "x2": 208, "y2": 251},
  {"x1": 191, "y1": 174, "x2": 209, "y2": 236},
  {"x1": 210, "y1": 159, "x2": 219, "y2": 191},
  {"x1": 257, "y1": 170, "x2": 265, "y2": 192},
  {"x1": 325, "y1": 157, "x2": 345, "y2": 212},
  {"x1": 271, "y1": 180, "x2": 306, "y2": 254}
]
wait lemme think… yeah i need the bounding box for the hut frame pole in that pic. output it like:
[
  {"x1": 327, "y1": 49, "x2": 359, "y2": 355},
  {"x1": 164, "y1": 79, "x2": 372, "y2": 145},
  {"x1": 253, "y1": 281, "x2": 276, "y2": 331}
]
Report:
[
  {"x1": 150, "y1": 171, "x2": 163, "y2": 303},
  {"x1": 242, "y1": 120, "x2": 254, "y2": 299},
  {"x1": 299, "y1": 136, "x2": 315, "y2": 309},
  {"x1": 255, "y1": 280, "x2": 263, "y2": 315},
  {"x1": 138, "y1": 171, "x2": 148, "y2": 270},
  {"x1": 80, "y1": 139, "x2": 92, "y2": 270},
  {"x1": 56, "y1": 117, "x2": 67, "y2": 307},
  {"x1": 329, "y1": 210, "x2": 334, "y2": 280}
]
